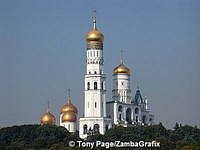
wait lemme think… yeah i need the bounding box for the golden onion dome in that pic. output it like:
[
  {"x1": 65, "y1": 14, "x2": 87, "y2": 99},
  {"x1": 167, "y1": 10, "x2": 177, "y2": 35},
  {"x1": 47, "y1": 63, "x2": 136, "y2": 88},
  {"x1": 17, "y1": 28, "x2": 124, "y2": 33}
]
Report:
[
  {"x1": 86, "y1": 29, "x2": 104, "y2": 42},
  {"x1": 60, "y1": 98, "x2": 78, "y2": 114},
  {"x1": 40, "y1": 112, "x2": 56, "y2": 125},
  {"x1": 86, "y1": 17, "x2": 104, "y2": 42},
  {"x1": 62, "y1": 111, "x2": 77, "y2": 122},
  {"x1": 113, "y1": 63, "x2": 130, "y2": 75}
]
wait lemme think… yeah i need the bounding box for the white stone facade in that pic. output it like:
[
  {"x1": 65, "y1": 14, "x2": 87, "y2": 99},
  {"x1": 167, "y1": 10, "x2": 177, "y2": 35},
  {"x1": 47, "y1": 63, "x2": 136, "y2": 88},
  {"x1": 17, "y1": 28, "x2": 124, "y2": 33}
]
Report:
[
  {"x1": 107, "y1": 70, "x2": 154, "y2": 127},
  {"x1": 79, "y1": 18, "x2": 112, "y2": 139},
  {"x1": 78, "y1": 16, "x2": 154, "y2": 139},
  {"x1": 60, "y1": 121, "x2": 76, "y2": 133}
]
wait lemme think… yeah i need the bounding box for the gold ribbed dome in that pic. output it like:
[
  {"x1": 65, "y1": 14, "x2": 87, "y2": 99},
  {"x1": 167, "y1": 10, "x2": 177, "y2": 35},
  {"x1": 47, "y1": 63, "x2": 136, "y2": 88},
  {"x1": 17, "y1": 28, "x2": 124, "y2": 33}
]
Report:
[
  {"x1": 40, "y1": 112, "x2": 56, "y2": 125},
  {"x1": 62, "y1": 111, "x2": 77, "y2": 122},
  {"x1": 60, "y1": 101, "x2": 78, "y2": 114},
  {"x1": 86, "y1": 29, "x2": 104, "y2": 42},
  {"x1": 113, "y1": 63, "x2": 130, "y2": 75},
  {"x1": 86, "y1": 17, "x2": 104, "y2": 42}
]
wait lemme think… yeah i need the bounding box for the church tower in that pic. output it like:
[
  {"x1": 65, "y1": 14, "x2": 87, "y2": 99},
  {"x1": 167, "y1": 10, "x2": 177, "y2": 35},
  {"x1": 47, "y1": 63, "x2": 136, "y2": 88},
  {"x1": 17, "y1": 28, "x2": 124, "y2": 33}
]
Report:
[
  {"x1": 79, "y1": 13, "x2": 112, "y2": 139},
  {"x1": 84, "y1": 15, "x2": 105, "y2": 118},
  {"x1": 112, "y1": 54, "x2": 131, "y2": 104}
]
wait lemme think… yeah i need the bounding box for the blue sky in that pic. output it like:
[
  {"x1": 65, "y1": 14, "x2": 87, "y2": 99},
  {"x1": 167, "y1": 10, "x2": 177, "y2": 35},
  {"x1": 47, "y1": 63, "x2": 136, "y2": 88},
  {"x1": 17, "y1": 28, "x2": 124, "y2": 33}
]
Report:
[{"x1": 0, "y1": 0, "x2": 199, "y2": 128}]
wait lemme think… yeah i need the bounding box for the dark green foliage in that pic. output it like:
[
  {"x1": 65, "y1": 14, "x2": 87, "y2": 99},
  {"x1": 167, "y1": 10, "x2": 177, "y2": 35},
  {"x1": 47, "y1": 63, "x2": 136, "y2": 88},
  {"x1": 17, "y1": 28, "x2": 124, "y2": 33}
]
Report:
[
  {"x1": 0, "y1": 123, "x2": 200, "y2": 150},
  {"x1": 0, "y1": 124, "x2": 80, "y2": 150}
]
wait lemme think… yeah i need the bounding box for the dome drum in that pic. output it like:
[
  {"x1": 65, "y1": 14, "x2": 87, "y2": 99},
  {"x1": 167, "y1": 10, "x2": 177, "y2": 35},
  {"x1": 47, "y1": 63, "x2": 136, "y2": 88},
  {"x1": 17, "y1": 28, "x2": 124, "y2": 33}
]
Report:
[{"x1": 87, "y1": 42, "x2": 103, "y2": 50}]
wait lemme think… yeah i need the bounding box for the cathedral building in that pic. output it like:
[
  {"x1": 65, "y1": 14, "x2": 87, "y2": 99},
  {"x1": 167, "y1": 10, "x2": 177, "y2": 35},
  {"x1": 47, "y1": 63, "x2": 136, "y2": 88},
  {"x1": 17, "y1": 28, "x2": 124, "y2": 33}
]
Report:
[{"x1": 39, "y1": 14, "x2": 154, "y2": 139}]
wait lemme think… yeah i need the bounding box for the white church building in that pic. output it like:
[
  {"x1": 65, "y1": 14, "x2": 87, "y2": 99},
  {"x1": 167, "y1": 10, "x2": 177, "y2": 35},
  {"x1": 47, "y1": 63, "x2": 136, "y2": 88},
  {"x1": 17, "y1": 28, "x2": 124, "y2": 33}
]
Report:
[
  {"x1": 40, "y1": 15, "x2": 154, "y2": 139},
  {"x1": 79, "y1": 15, "x2": 154, "y2": 139}
]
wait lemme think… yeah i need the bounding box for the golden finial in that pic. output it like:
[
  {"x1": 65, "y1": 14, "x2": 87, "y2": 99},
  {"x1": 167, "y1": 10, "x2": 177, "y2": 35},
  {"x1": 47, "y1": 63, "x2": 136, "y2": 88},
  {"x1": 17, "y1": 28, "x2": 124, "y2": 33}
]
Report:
[
  {"x1": 136, "y1": 81, "x2": 140, "y2": 90},
  {"x1": 67, "y1": 88, "x2": 71, "y2": 104},
  {"x1": 47, "y1": 100, "x2": 50, "y2": 113},
  {"x1": 120, "y1": 49, "x2": 124, "y2": 64},
  {"x1": 92, "y1": 10, "x2": 97, "y2": 29}
]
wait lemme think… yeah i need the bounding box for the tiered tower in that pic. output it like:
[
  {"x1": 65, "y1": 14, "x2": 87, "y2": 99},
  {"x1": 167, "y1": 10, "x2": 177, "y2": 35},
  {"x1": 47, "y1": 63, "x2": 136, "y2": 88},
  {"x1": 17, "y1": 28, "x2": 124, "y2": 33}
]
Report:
[
  {"x1": 79, "y1": 14, "x2": 111, "y2": 139},
  {"x1": 112, "y1": 55, "x2": 131, "y2": 104}
]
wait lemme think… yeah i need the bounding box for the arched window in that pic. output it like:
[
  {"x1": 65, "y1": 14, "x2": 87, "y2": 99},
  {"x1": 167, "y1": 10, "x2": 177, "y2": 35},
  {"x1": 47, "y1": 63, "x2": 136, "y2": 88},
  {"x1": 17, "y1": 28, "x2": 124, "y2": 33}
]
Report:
[
  {"x1": 135, "y1": 108, "x2": 139, "y2": 114},
  {"x1": 119, "y1": 114, "x2": 122, "y2": 121},
  {"x1": 105, "y1": 124, "x2": 109, "y2": 131},
  {"x1": 126, "y1": 108, "x2": 132, "y2": 124},
  {"x1": 87, "y1": 82, "x2": 90, "y2": 90},
  {"x1": 83, "y1": 124, "x2": 87, "y2": 134},
  {"x1": 101, "y1": 82, "x2": 103, "y2": 90},
  {"x1": 136, "y1": 116, "x2": 138, "y2": 123},
  {"x1": 94, "y1": 124, "x2": 100, "y2": 133},
  {"x1": 118, "y1": 105, "x2": 122, "y2": 112},
  {"x1": 94, "y1": 82, "x2": 97, "y2": 90},
  {"x1": 94, "y1": 71, "x2": 97, "y2": 74},
  {"x1": 142, "y1": 116, "x2": 146, "y2": 125},
  {"x1": 95, "y1": 102, "x2": 97, "y2": 108},
  {"x1": 97, "y1": 51, "x2": 99, "y2": 57}
]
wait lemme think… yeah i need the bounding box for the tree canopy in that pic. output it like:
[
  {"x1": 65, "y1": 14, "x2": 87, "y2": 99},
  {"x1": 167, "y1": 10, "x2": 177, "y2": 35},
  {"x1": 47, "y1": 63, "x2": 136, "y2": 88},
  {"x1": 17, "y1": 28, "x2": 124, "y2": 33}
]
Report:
[{"x1": 0, "y1": 123, "x2": 199, "y2": 150}]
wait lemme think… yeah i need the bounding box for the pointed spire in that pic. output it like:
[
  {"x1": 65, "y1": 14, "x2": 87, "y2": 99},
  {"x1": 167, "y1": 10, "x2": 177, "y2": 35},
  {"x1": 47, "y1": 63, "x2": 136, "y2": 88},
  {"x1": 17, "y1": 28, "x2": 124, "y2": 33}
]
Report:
[
  {"x1": 136, "y1": 81, "x2": 140, "y2": 90},
  {"x1": 92, "y1": 10, "x2": 97, "y2": 30},
  {"x1": 67, "y1": 88, "x2": 71, "y2": 104},
  {"x1": 120, "y1": 49, "x2": 124, "y2": 64},
  {"x1": 47, "y1": 100, "x2": 50, "y2": 113}
]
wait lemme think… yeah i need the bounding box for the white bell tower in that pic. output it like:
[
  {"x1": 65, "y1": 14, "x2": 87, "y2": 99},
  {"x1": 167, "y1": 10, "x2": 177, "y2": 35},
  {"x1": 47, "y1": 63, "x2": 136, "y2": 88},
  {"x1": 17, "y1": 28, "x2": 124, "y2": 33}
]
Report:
[
  {"x1": 79, "y1": 12, "x2": 112, "y2": 139},
  {"x1": 112, "y1": 52, "x2": 131, "y2": 104}
]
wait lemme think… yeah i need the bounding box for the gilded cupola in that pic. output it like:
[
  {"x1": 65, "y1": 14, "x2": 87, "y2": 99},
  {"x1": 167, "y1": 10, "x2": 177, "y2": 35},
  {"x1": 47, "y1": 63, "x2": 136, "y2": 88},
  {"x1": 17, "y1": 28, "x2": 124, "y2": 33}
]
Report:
[
  {"x1": 60, "y1": 90, "x2": 78, "y2": 123},
  {"x1": 86, "y1": 16, "x2": 104, "y2": 43},
  {"x1": 113, "y1": 63, "x2": 130, "y2": 75},
  {"x1": 40, "y1": 102, "x2": 56, "y2": 125},
  {"x1": 60, "y1": 98, "x2": 78, "y2": 114},
  {"x1": 113, "y1": 50, "x2": 130, "y2": 75},
  {"x1": 40, "y1": 112, "x2": 56, "y2": 125},
  {"x1": 62, "y1": 111, "x2": 77, "y2": 122},
  {"x1": 60, "y1": 89, "x2": 78, "y2": 119}
]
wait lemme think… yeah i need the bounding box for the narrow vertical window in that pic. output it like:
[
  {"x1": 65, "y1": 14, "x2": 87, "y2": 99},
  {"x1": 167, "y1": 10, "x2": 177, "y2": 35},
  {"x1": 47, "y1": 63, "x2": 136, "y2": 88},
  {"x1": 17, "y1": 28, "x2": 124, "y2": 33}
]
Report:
[
  {"x1": 119, "y1": 114, "x2": 122, "y2": 121},
  {"x1": 87, "y1": 82, "x2": 90, "y2": 90},
  {"x1": 94, "y1": 82, "x2": 97, "y2": 90},
  {"x1": 136, "y1": 116, "x2": 138, "y2": 122},
  {"x1": 83, "y1": 125, "x2": 87, "y2": 134},
  {"x1": 95, "y1": 102, "x2": 97, "y2": 108},
  {"x1": 101, "y1": 82, "x2": 103, "y2": 90}
]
